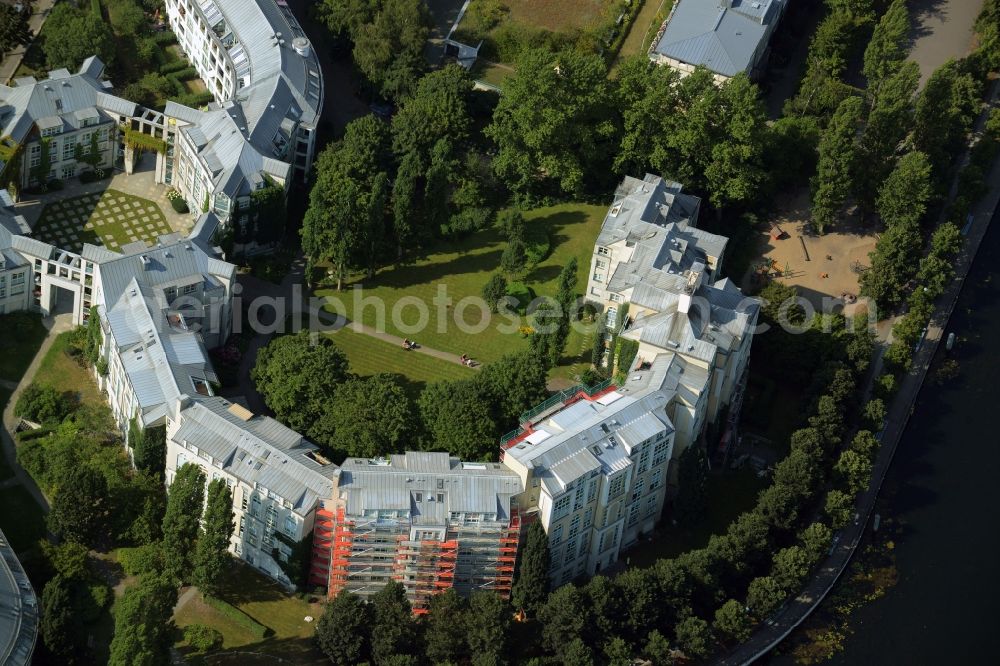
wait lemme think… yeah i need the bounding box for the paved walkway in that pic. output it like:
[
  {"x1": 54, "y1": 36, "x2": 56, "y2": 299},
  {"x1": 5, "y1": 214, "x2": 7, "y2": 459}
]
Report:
[
  {"x1": 0, "y1": 0, "x2": 57, "y2": 85},
  {"x1": 908, "y1": 0, "x2": 983, "y2": 87},
  {"x1": 0, "y1": 313, "x2": 74, "y2": 517},
  {"x1": 716, "y1": 79, "x2": 1000, "y2": 666}
]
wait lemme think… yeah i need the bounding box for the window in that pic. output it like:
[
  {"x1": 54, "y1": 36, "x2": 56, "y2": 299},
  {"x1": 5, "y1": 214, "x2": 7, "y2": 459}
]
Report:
[
  {"x1": 609, "y1": 293, "x2": 623, "y2": 303},
  {"x1": 645, "y1": 495, "x2": 658, "y2": 517},
  {"x1": 597, "y1": 246, "x2": 610, "y2": 256},
  {"x1": 568, "y1": 514, "x2": 580, "y2": 538},
  {"x1": 183, "y1": 283, "x2": 198, "y2": 294},
  {"x1": 414, "y1": 492, "x2": 422, "y2": 502},
  {"x1": 437, "y1": 493, "x2": 444, "y2": 503},
  {"x1": 638, "y1": 447, "x2": 650, "y2": 473},
  {"x1": 583, "y1": 508, "x2": 593, "y2": 529},
  {"x1": 62, "y1": 138, "x2": 76, "y2": 160},
  {"x1": 608, "y1": 474, "x2": 626, "y2": 498},
  {"x1": 241, "y1": 492, "x2": 248, "y2": 511},
  {"x1": 627, "y1": 502, "x2": 641, "y2": 526},
  {"x1": 631, "y1": 477, "x2": 645, "y2": 501},
  {"x1": 176, "y1": 453, "x2": 187, "y2": 468},
  {"x1": 595, "y1": 259, "x2": 607, "y2": 269},
  {"x1": 552, "y1": 494, "x2": 572, "y2": 520},
  {"x1": 592, "y1": 272, "x2": 604, "y2": 283},
  {"x1": 251, "y1": 495, "x2": 261, "y2": 517},
  {"x1": 652, "y1": 439, "x2": 670, "y2": 467},
  {"x1": 573, "y1": 482, "x2": 585, "y2": 510},
  {"x1": 551, "y1": 524, "x2": 564, "y2": 547},
  {"x1": 29, "y1": 144, "x2": 40, "y2": 167},
  {"x1": 650, "y1": 468, "x2": 663, "y2": 491},
  {"x1": 284, "y1": 515, "x2": 296, "y2": 536}
]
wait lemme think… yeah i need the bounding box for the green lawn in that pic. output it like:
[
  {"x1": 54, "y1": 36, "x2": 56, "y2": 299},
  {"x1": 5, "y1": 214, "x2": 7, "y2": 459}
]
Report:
[
  {"x1": 34, "y1": 331, "x2": 104, "y2": 409},
  {"x1": 174, "y1": 563, "x2": 324, "y2": 664},
  {"x1": 0, "y1": 313, "x2": 47, "y2": 383},
  {"x1": 625, "y1": 468, "x2": 768, "y2": 568},
  {"x1": 32, "y1": 189, "x2": 172, "y2": 253},
  {"x1": 0, "y1": 485, "x2": 46, "y2": 554},
  {"x1": 327, "y1": 327, "x2": 472, "y2": 398},
  {"x1": 316, "y1": 203, "x2": 606, "y2": 373}
]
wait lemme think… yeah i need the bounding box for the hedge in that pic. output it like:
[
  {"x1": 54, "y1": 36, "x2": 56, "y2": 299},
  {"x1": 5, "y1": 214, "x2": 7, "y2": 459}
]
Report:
[
  {"x1": 159, "y1": 60, "x2": 190, "y2": 75},
  {"x1": 152, "y1": 31, "x2": 179, "y2": 46},
  {"x1": 524, "y1": 224, "x2": 551, "y2": 267},
  {"x1": 203, "y1": 595, "x2": 268, "y2": 639},
  {"x1": 17, "y1": 426, "x2": 55, "y2": 442},
  {"x1": 170, "y1": 196, "x2": 189, "y2": 214}
]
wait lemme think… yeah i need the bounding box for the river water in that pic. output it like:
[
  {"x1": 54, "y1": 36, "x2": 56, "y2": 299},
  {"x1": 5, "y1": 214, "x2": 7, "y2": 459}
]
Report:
[{"x1": 823, "y1": 213, "x2": 1000, "y2": 663}]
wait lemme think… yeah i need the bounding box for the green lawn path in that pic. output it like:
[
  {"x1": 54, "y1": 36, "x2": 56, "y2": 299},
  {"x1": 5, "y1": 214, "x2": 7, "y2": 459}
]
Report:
[{"x1": 32, "y1": 189, "x2": 172, "y2": 254}]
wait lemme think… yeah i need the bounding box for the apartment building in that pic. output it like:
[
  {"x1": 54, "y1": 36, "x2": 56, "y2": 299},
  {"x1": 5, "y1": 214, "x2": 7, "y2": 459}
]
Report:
[
  {"x1": 164, "y1": 396, "x2": 339, "y2": 587},
  {"x1": 649, "y1": 0, "x2": 788, "y2": 84},
  {"x1": 585, "y1": 174, "x2": 757, "y2": 456},
  {"x1": 500, "y1": 388, "x2": 674, "y2": 583},
  {"x1": 313, "y1": 453, "x2": 523, "y2": 611},
  {"x1": 161, "y1": 0, "x2": 323, "y2": 222}
]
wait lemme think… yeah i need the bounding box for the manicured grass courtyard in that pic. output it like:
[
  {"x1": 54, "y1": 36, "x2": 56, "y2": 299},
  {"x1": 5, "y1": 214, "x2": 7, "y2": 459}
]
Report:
[
  {"x1": 316, "y1": 203, "x2": 606, "y2": 373},
  {"x1": 326, "y1": 327, "x2": 474, "y2": 398},
  {"x1": 34, "y1": 331, "x2": 104, "y2": 409},
  {"x1": 173, "y1": 563, "x2": 324, "y2": 663},
  {"x1": 32, "y1": 189, "x2": 173, "y2": 253},
  {"x1": 0, "y1": 313, "x2": 47, "y2": 383}
]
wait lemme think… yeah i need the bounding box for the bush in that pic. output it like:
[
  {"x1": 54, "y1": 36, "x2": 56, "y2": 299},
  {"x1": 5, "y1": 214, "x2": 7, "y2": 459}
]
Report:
[
  {"x1": 116, "y1": 543, "x2": 163, "y2": 577},
  {"x1": 524, "y1": 224, "x2": 551, "y2": 266},
  {"x1": 16, "y1": 426, "x2": 55, "y2": 442},
  {"x1": 184, "y1": 624, "x2": 223, "y2": 653},
  {"x1": 152, "y1": 30, "x2": 179, "y2": 46},
  {"x1": 482, "y1": 273, "x2": 508, "y2": 312},
  {"x1": 616, "y1": 338, "x2": 640, "y2": 373},
  {"x1": 170, "y1": 196, "x2": 189, "y2": 214},
  {"x1": 505, "y1": 282, "x2": 535, "y2": 314},
  {"x1": 15, "y1": 383, "x2": 73, "y2": 424},
  {"x1": 203, "y1": 595, "x2": 268, "y2": 639}
]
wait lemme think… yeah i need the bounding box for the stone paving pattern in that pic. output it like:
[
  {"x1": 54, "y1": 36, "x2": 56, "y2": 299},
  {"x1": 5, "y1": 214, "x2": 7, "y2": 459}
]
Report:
[{"x1": 31, "y1": 189, "x2": 173, "y2": 253}]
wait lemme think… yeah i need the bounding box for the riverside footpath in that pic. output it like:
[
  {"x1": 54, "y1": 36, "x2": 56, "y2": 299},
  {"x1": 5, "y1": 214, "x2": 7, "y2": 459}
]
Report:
[{"x1": 714, "y1": 82, "x2": 1000, "y2": 665}]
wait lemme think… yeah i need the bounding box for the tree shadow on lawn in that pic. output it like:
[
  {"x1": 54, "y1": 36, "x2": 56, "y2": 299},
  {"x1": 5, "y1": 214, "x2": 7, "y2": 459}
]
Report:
[
  {"x1": 217, "y1": 562, "x2": 289, "y2": 605},
  {"x1": 354, "y1": 247, "x2": 505, "y2": 291},
  {"x1": 177, "y1": 635, "x2": 327, "y2": 665},
  {"x1": 523, "y1": 263, "x2": 562, "y2": 286}
]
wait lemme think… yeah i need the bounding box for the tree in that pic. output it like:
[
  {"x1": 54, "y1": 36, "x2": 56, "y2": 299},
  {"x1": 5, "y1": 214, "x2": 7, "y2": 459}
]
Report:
[
  {"x1": 316, "y1": 591, "x2": 371, "y2": 665},
  {"x1": 583, "y1": 575, "x2": 625, "y2": 645},
  {"x1": 41, "y1": 575, "x2": 79, "y2": 662},
  {"x1": 302, "y1": 116, "x2": 391, "y2": 288},
  {"x1": 466, "y1": 591, "x2": 511, "y2": 664},
  {"x1": 392, "y1": 64, "x2": 472, "y2": 160},
  {"x1": 423, "y1": 137, "x2": 454, "y2": 236},
  {"x1": 512, "y1": 520, "x2": 550, "y2": 616},
  {"x1": 48, "y1": 464, "x2": 111, "y2": 547},
  {"x1": 41, "y1": 541, "x2": 90, "y2": 580},
  {"x1": 859, "y1": 219, "x2": 922, "y2": 309},
  {"x1": 858, "y1": 62, "x2": 920, "y2": 208},
  {"x1": 487, "y1": 48, "x2": 616, "y2": 197},
  {"x1": 562, "y1": 638, "x2": 595, "y2": 666},
  {"x1": 784, "y1": 11, "x2": 858, "y2": 119},
  {"x1": 317, "y1": 0, "x2": 380, "y2": 39},
  {"x1": 604, "y1": 637, "x2": 633, "y2": 666},
  {"x1": 252, "y1": 331, "x2": 350, "y2": 433},
  {"x1": 0, "y1": 4, "x2": 31, "y2": 56},
  {"x1": 478, "y1": 351, "x2": 549, "y2": 428},
  {"x1": 500, "y1": 236, "x2": 528, "y2": 277},
  {"x1": 192, "y1": 479, "x2": 234, "y2": 596},
  {"x1": 644, "y1": 630, "x2": 673, "y2": 666},
  {"x1": 370, "y1": 580, "x2": 417, "y2": 665},
  {"x1": 482, "y1": 273, "x2": 509, "y2": 313},
  {"x1": 862, "y1": 0, "x2": 910, "y2": 93},
  {"x1": 391, "y1": 150, "x2": 426, "y2": 256},
  {"x1": 772, "y1": 447, "x2": 821, "y2": 501},
  {"x1": 108, "y1": 575, "x2": 177, "y2": 666},
  {"x1": 811, "y1": 96, "x2": 863, "y2": 234},
  {"x1": 539, "y1": 584, "x2": 586, "y2": 653},
  {"x1": 425, "y1": 589, "x2": 469, "y2": 664},
  {"x1": 353, "y1": 0, "x2": 430, "y2": 101},
  {"x1": 772, "y1": 544, "x2": 812, "y2": 591},
  {"x1": 862, "y1": 397, "x2": 887, "y2": 432},
  {"x1": 808, "y1": 394, "x2": 845, "y2": 452},
  {"x1": 161, "y1": 463, "x2": 206, "y2": 584},
  {"x1": 15, "y1": 382, "x2": 73, "y2": 424},
  {"x1": 674, "y1": 444, "x2": 709, "y2": 526},
  {"x1": 674, "y1": 615, "x2": 712, "y2": 659},
  {"x1": 835, "y1": 448, "x2": 873, "y2": 495},
  {"x1": 704, "y1": 74, "x2": 771, "y2": 208},
  {"x1": 131, "y1": 423, "x2": 166, "y2": 477},
  {"x1": 614, "y1": 56, "x2": 682, "y2": 177},
  {"x1": 825, "y1": 489, "x2": 855, "y2": 528},
  {"x1": 746, "y1": 576, "x2": 785, "y2": 618},
  {"x1": 418, "y1": 379, "x2": 498, "y2": 460},
  {"x1": 314, "y1": 374, "x2": 414, "y2": 458},
  {"x1": 914, "y1": 60, "x2": 981, "y2": 178},
  {"x1": 42, "y1": 4, "x2": 115, "y2": 71},
  {"x1": 877, "y1": 151, "x2": 933, "y2": 227},
  {"x1": 800, "y1": 522, "x2": 833, "y2": 563},
  {"x1": 714, "y1": 598, "x2": 753, "y2": 643}
]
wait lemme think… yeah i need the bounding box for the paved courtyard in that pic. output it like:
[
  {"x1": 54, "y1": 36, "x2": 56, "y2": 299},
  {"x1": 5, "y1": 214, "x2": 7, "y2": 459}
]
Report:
[{"x1": 31, "y1": 189, "x2": 173, "y2": 253}]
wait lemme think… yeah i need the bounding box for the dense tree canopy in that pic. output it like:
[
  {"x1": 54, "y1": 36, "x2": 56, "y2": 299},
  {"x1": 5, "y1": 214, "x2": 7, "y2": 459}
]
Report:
[
  {"x1": 811, "y1": 96, "x2": 863, "y2": 233},
  {"x1": 418, "y1": 378, "x2": 498, "y2": 460},
  {"x1": 252, "y1": 331, "x2": 351, "y2": 433},
  {"x1": 192, "y1": 478, "x2": 234, "y2": 596},
  {"x1": 876, "y1": 150, "x2": 933, "y2": 227},
  {"x1": 314, "y1": 373, "x2": 415, "y2": 458},
  {"x1": 316, "y1": 591, "x2": 371, "y2": 665},
  {"x1": 108, "y1": 575, "x2": 176, "y2": 666},
  {"x1": 48, "y1": 464, "x2": 112, "y2": 547},
  {"x1": 0, "y1": 4, "x2": 31, "y2": 56},
  {"x1": 352, "y1": 0, "x2": 430, "y2": 101},
  {"x1": 391, "y1": 64, "x2": 473, "y2": 160},
  {"x1": 512, "y1": 521, "x2": 550, "y2": 616},
  {"x1": 42, "y1": 4, "x2": 115, "y2": 71},
  {"x1": 161, "y1": 463, "x2": 206, "y2": 584},
  {"x1": 487, "y1": 48, "x2": 616, "y2": 197},
  {"x1": 862, "y1": 0, "x2": 911, "y2": 93}
]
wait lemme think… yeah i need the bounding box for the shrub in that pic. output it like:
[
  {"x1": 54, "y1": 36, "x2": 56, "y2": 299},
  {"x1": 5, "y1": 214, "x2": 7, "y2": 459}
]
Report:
[
  {"x1": 15, "y1": 383, "x2": 73, "y2": 424},
  {"x1": 481, "y1": 273, "x2": 508, "y2": 313},
  {"x1": 203, "y1": 595, "x2": 268, "y2": 639},
  {"x1": 615, "y1": 338, "x2": 640, "y2": 373},
  {"x1": 505, "y1": 282, "x2": 535, "y2": 314},
  {"x1": 159, "y1": 59, "x2": 190, "y2": 75},
  {"x1": 170, "y1": 196, "x2": 189, "y2": 214},
  {"x1": 524, "y1": 224, "x2": 551, "y2": 266},
  {"x1": 117, "y1": 543, "x2": 163, "y2": 577},
  {"x1": 184, "y1": 624, "x2": 223, "y2": 653}
]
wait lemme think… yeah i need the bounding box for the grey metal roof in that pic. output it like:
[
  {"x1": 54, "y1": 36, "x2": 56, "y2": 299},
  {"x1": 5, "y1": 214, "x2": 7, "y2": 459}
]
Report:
[
  {"x1": 0, "y1": 58, "x2": 129, "y2": 143},
  {"x1": 337, "y1": 453, "x2": 521, "y2": 524},
  {"x1": 0, "y1": 528, "x2": 37, "y2": 666},
  {"x1": 173, "y1": 397, "x2": 337, "y2": 514},
  {"x1": 652, "y1": 0, "x2": 784, "y2": 77}
]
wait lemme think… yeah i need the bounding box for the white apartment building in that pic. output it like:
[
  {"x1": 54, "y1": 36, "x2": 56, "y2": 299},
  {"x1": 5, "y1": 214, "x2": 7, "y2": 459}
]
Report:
[
  {"x1": 160, "y1": 0, "x2": 323, "y2": 224},
  {"x1": 164, "y1": 396, "x2": 339, "y2": 587},
  {"x1": 585, "y1": 174, "x2": 757, "y2": 456},
  {"x1": 0, "y1": 57, "x2": 136, "y2": 191},
  {"x1": 501, "y1": 389, "x2": 675, "y2": 583}
]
